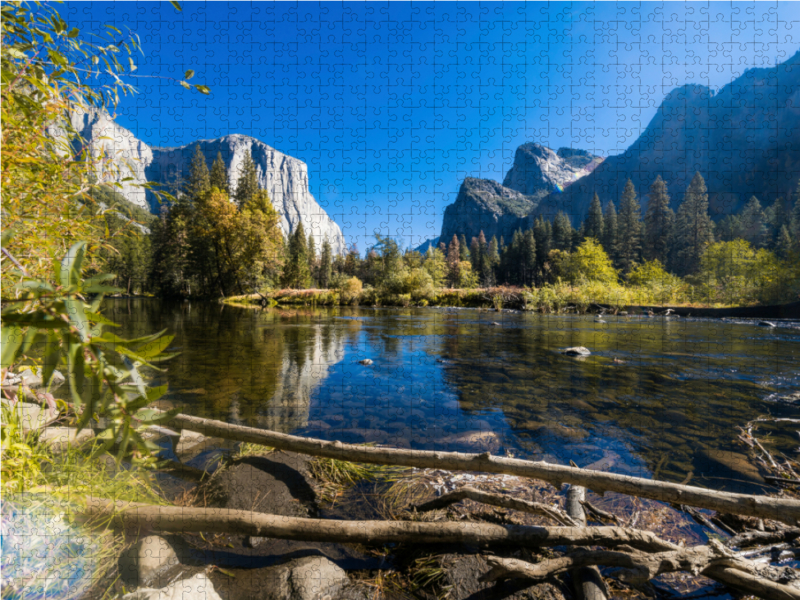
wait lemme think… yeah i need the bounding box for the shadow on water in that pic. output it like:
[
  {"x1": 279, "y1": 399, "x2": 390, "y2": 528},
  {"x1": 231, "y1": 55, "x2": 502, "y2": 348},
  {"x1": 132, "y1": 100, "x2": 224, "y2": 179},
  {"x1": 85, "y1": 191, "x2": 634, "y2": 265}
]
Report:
[{"x1": 106, "y1": 299, "x2": 800, "y2": 494}]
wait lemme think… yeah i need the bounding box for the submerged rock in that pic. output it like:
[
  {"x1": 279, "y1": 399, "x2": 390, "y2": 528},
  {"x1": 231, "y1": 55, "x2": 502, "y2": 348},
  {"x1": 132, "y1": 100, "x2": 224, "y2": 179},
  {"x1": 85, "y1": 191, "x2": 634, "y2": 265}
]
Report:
[
  {"x1": 759, "y1": 321, "x2": 777, "y2": 327},
  {"x1": 122, "y1": 573, "x2": 221, "y2": 600},
  {"x1": 562, "y1": 347, "x2": 591, "y2": 357},
  {"x1": 357, "y1": 359, "x2": 373, "y2": 366}
]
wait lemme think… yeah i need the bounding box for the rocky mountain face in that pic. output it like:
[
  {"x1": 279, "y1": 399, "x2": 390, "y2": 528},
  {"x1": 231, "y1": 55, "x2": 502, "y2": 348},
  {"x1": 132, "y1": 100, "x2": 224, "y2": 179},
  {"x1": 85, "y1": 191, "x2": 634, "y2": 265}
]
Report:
[
  {"x1": 439, "y1": 178, "x2": 541, "y2": 245},
  {"x1": 68, "y1": 108, "x2": 347, "y2": 254},
  {"x1": 503, "y1": 144, "x2": 601, "y2": 197},
  {"x1": 528, "y1": 50, "x2": 800, "y2": 226},
  {"x1": 439, "y1": 146, "x2": 600, "y2": 244},
  {"x1": 440, "y1": 51, "x2": 800, "y2": 238}
]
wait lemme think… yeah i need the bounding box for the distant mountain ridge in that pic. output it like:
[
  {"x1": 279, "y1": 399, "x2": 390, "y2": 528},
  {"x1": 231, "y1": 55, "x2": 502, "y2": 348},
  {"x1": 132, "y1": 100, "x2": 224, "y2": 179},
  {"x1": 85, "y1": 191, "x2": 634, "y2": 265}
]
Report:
[
  {"x1": 66, "y1": 108, "x2": 347, "y2": 255},
  {"x1": 439, "y1": 145, "x2": 601, "y2": 244},
  {"x1": 440, "y1": 50, "x2": 800, "y2": 242}
]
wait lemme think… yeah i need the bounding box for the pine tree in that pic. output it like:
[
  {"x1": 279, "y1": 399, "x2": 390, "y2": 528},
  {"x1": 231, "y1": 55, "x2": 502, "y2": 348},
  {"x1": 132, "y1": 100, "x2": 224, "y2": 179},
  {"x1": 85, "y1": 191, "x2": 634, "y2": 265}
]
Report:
[
  {"x1": 209, "y1": 151, "x2": 229, "y2": 193},
  {"x1": 459, "y1": 234, "x2": 470, "y2": 262},
  {"x1": 233, "y1": 152, "x2": 259, "y2": 208},
  {"x1": 716, "y1": 215, "x2": 742, "y2": 242},
  {"x1": 552, "y1": 212, "x2": 573, "y2": 251},
  {"x1": 616, "y1": 179, "x2": 643, "y2": 273},
  {"x1": 187, "y1": 144, "x2": 210, "y2": 200},
  {"x1": 522, "y1": 229, "x2": 537, "y2": 286},
  {"x1": 740, "y1": 196, "x2": 767, "y2": 248},
  {"x1": 447, "y1": 234, "x2": 461, "y2": 288},
  {"x1": 674, "y1": 172, "x2": 715, "y2": 276},
  {"x1": 319, "y1": 238, "x2": 333, "y2": 288},
  {"x1": 307, "y1": 231, "x2": 317, "y2": 284},
  {"x1": 643, "y1": 176, "x2": 675, "y2": 264},
  {"x1": 775, "y1": 225, "x2": 793, "y2": 260},
  {"x1": 584, "y1": 193, "x2": 604, "y2": 241},
  {"x1": 792, "y1": 182, "x2": 800, "y2": 240},
  {"x1": 486, "y1": 236, "x2": 500, "y2": 286},
  {"x1": 533, "y1": 217, "x2": 552, "y2": 278},
  {"x1": 602, "y1": 200, "x2": 618, "y2": 260},
  {"x1": 281, "y1": 222, "x2": 311, "y2": 288}
]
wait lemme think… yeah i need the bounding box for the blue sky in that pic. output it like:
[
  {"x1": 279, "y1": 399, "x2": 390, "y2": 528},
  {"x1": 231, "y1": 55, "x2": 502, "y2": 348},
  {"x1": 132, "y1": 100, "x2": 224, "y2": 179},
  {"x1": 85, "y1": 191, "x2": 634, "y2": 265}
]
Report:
[{"x1": 68, "y1": 1, "x2": 800, "y2": 249}]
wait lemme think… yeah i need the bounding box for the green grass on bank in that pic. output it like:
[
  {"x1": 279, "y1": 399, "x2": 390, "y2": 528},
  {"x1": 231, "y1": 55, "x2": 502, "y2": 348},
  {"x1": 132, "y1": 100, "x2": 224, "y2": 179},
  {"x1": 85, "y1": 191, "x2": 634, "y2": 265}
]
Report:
[{"x1": 224, "y1": 281, "x2": 753, "y2": 313}]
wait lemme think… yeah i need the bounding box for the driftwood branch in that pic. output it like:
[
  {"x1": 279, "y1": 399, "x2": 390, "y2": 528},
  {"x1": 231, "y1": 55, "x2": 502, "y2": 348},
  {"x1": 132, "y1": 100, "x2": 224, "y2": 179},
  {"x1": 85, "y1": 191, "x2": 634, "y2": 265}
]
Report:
[
  {"x1": 412, "y1": 486, "x2": 578, "y2": 526},
  {"x1": 726, "y1": 527, "x2": 800, "y2": 549},
  {"x1": 481, "y1": 541, "x2": 800, "y2": 600},
  {"x1": 162, "y1": 411, "x2": 800, "y2": 524},
  {"x1": 80, "y1": 497, "x2": 678, "y2": 552},
  {"x1": 566, "y1": 485, "x2": 608, "y2": 600}
]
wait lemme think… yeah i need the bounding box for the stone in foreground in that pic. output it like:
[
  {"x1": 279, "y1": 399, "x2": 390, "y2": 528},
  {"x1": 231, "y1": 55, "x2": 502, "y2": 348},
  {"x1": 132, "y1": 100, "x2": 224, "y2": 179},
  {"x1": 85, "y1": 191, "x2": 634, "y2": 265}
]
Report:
[
  {"x1": 39, "y1": 427, "x2": 95, "y2": 452},
  {"x1": 122, "y1": 573, "x2": 221, "y2": 600},
  {"x1": 563, "y1": 347, "x2": 591, "y2": 357}
]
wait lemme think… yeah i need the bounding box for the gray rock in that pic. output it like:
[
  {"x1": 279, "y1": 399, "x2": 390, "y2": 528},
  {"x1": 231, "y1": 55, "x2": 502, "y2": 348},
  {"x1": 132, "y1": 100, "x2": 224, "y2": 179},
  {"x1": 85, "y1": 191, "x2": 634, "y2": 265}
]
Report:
[
  {"x1": 563, "y1": 347, "x2": 591, "y2": 357},
  {"x1": 439, "y1": 178, "x2": 540, "y2": 248},
  {"x1": 218, "y1": 557, "x2": 348, "y2": 600},
  {"x1": 358, "y1": 359, "x2": 373, "y2": 366},
  {"x1": 503, "y1": 143, "x2": 600, "y2": 197},
  {"x1": 175, "y1": 429, "x2": 207, "y2": 455},
  {"x1": 0, "y1": 399, "x2": 59, "y2": 432},
  {"x1": 39, "y1": 427, "x2": 94, "y2": 452},
  {"x1": 759, "y1": 321, "x2": 777, "y2": 327},
  {"x1": 135, "y1": 536, "x2": 179, "y2": 584},
  {"x1": 4, "y1": 368, "x2": 65, "y2": 389},
  {"x1": 122, "y1": 573, "x2": 221, "y2": 600}
]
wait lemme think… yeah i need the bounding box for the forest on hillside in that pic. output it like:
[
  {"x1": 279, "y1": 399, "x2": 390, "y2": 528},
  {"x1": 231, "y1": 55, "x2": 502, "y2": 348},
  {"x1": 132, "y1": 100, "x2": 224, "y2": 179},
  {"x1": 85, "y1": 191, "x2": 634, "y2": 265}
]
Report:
[{"x1": 110, "y1": 156, "x2": 800, "y2": 307}]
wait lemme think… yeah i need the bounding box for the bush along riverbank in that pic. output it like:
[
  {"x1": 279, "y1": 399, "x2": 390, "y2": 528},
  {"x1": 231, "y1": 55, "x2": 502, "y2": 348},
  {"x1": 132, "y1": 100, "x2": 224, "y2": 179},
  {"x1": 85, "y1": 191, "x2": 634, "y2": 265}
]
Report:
[
  {"x1": 37, "y1": 409, "x2": 797, "y2": 600},
  {"x1": 225, "y1": 285, "x2": 800, "y2": 319}
]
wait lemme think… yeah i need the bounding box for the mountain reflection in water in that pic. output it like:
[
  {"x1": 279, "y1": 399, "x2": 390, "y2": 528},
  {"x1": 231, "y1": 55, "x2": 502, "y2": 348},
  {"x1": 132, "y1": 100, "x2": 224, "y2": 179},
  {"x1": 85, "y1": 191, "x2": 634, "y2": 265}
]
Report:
[{"x1": 106, "y1": 299, "x2": 799, "y2": 494}]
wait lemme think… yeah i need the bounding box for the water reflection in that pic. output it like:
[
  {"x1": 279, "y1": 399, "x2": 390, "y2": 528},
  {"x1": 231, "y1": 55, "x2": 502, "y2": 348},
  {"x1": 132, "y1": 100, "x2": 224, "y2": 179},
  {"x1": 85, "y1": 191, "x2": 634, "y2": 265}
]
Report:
[{"x1": 106, "y1": 300, "x2": 800, "y2": 492}]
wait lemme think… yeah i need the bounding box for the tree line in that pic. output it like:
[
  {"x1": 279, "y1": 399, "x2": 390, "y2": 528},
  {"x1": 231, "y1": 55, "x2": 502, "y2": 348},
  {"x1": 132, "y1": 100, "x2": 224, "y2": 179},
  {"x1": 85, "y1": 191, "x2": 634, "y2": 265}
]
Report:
[{"x1": 110, "y1": 167, "x2": 800, "y2": 304}]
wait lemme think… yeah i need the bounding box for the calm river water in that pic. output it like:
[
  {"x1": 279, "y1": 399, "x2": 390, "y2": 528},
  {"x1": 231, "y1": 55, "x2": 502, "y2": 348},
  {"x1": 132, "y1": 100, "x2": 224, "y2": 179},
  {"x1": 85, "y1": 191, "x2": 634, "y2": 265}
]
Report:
[{"x1": 107, "y1": 299, "x2": 800, "y2": 493}]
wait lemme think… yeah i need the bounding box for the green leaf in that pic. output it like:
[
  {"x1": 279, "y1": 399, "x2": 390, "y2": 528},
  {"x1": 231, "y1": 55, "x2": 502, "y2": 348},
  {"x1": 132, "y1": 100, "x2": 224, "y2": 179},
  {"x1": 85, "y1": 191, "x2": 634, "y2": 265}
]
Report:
[
  {"x1": 134, "y1": 406, "x2": 180, "y2": 425},
  {"x1": 134, "y1": 334, "x2": 174, "y2": 360},
  {"x1": 59, "y1": 242, "x2": 87, "y2": 289},
  {"x1": 1, "y1": 325, "x2": 22, "y2": 368},
  {"x1": 123, "y1": 356, "x2": 147, "y2": 396},
  {"x1": 67, "y1": 339, "x2": 86, "y2": 408},
  {"x1": 170, "y1": 1, "x2": 182, "y2": 12},
  {"x1": 64, "y1": 298, "x2": 90, "y2": 342},
  {"x1": 68, "y1": 28, "x2": 79, "y2": 38},
  {"x1": 85, "y1": 311, "x2": 119, "y2": 327},
  {"x1": 195, "y1": 84, "x2": 210, "y2": 95},
  {"x1": 128, "y1": 56, "x2": 136, "y2": 71},
  {"x1": 184, "y1": 69, "x2": 194, "y2": 80},
  {"x1": 180, "y1": 80, "x2": 191, "y2": 90},
  {"x1": 42, "y1": 331, "x2": 61, "y2": 389}
]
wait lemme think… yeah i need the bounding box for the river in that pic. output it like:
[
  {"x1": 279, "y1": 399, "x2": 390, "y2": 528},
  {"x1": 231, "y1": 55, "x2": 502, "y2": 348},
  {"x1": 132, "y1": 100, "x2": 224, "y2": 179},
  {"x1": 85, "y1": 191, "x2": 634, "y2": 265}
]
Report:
[{"x1": 106, "y1": 299, "x2": 800, "y2": 494}]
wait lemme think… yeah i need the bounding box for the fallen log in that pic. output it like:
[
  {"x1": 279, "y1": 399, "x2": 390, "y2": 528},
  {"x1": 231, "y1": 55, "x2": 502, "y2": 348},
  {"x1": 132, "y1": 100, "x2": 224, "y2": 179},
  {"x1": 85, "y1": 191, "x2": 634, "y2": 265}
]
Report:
[
  {"x1": 79, "y1": 497, "x2": 678, "y2": 552},
  {"x1": 481, "y1": 542, "x2": 800, "y2": 600},
  {"x1": 160, "y1": 411, "x2": 800, "y2": 524},
  {"x1": 726, "y1": 527, "x2": 800, "y2": 549},
  {"x1": 412, "y1": 486, "x2": 579, "y2": 526}
]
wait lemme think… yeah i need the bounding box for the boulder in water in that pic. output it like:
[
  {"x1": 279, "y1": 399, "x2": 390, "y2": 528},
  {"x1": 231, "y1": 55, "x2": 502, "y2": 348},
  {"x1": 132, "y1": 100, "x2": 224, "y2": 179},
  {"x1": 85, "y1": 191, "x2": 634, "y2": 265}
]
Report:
[{"x1": 563, "y1": 347, "x2": 591, "y2": 357}]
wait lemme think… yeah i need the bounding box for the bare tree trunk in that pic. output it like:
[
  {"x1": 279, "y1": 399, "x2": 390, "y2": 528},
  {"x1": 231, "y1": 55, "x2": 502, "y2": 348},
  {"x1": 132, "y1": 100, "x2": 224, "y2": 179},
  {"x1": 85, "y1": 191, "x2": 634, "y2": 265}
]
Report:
[
  {"x1": 566, "y1": 486, "x2": 608, "y2": 600},
  {"x1": 160, "y1": 411, "x2": 800, "y2": 524}
]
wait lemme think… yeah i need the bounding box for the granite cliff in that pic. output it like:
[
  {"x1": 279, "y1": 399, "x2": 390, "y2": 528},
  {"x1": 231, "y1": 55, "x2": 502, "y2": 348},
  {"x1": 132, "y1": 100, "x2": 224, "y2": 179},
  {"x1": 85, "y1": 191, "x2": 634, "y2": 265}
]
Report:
[
  {"x1": 67, "y1": 108, "x2": 347, "y2": 254},
  {"x1": 439, "y1": 146, "x2": 600, "y2": 243}
]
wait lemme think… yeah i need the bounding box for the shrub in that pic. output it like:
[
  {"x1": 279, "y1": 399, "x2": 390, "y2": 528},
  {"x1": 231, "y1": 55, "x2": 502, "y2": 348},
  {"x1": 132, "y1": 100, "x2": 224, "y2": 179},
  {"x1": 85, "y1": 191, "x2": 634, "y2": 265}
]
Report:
[
  {"x1": 561, "y1": 239, "x2": 618, "y2": 284},
  {"x1": 338, "y1": 276, "x2": 363, "y2": 304}
]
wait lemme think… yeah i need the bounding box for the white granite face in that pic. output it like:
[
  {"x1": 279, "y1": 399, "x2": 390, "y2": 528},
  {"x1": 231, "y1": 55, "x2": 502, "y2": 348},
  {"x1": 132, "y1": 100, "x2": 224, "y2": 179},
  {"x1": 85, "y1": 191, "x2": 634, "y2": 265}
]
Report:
[{"x1": 65, "y1": 108, "x2": 347, "y2": 254}]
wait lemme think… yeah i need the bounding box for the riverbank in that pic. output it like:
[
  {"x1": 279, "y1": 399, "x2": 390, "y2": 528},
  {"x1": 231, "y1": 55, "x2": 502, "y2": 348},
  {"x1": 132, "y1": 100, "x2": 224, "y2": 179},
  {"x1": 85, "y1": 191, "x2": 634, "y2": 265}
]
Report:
[
  {"x1": 11, "y1": 408, "x2": 796, "y2": 600},
  {"x1": 225, "y1": 287, "x2": 800, "y2": 319}
]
